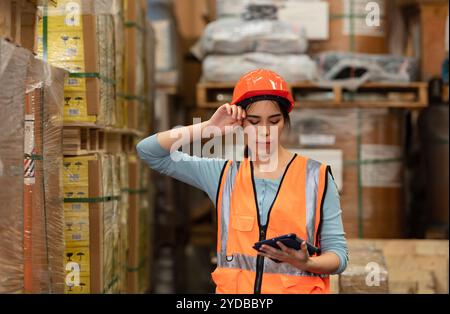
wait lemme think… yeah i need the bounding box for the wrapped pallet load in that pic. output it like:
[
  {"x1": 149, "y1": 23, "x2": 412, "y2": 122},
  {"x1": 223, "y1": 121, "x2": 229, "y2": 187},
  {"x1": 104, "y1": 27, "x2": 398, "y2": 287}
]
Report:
[
  {"x1": 203, "y1": 53, "x2": 317, "y2": 83},
  {"x1": 216, "y1": 0, "x2": 284, "y2": 19},
  {"x1": 36, "y1": 0, "x2": 121, "y2": 126},
  {"x1": 197, "y1": 2, "x2": 316, "y2": 83},
  {"x1": 199, "y1": 17, "x2": 308, "y2": 55},
  {"x1": 0, "y1": 39, "x2": 33, "y2": 294},
  {"x1": 216, "y1": 0, "x2": 389, "y2": 54},
  {"x1": 0, "y1": 39, "x2": 66, "y2": 293},
  {"x1": 124, "y1": 0, "x2": 148, "y2": 130},
  {"x1": 147, "y1": 0, "x2": 179, "y2": 85},
  {"x1": 287, "y1": 108, "x2": 406, "y2": 238},
  {"x1": 126, "y1": 154, "x2": 154, "y2": 293},
  {"x1": 315, "y1": 51, "x2": 419, "y2": 88}
]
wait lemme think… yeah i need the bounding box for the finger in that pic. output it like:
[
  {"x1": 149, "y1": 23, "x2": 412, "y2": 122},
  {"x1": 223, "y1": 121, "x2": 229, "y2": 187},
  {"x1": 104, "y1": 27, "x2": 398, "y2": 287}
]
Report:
[
  {"x1": 301, "y1": 241, "x2": 308, "y2": 254},
  {"x1": 231, "y1": 105, "x2": 238, "y2": 120},
  {"x1": 257, "y1": 252, "x2": 272, "y2": 259},
  {"x1": 237, "y1": 106, "x2": 242, "y2": 120},
  {"x1": 225, "y1": 103, "x2": 231, "y2": 115},
  {"x1": 261, "y1": 245, "x2": 285, "y2": 257},
  {"x1": 242, "y1": 108, "x2": 246, "y2": 119},
  {"x1": 257, "y1": 252, "x2": 268, "y2": 258},
  {"x1": 277, "y1": 241, "x2": 294, "y2": 255},
  {"x1": 258, "y1": 251, "x2": 283, "y2": 261}
]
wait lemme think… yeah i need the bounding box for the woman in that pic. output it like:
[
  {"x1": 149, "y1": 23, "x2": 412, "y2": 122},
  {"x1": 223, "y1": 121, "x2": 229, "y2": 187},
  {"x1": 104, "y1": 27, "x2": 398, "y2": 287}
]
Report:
[{"x1": 137, "y1": 69, "x2": 348, "y2": 294}]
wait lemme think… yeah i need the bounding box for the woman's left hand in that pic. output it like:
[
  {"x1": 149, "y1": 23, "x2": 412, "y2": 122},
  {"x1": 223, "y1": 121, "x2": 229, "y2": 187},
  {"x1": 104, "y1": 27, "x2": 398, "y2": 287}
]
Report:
[{"x1": 257, "y1": 241, "x2": 311, "y2": 271}]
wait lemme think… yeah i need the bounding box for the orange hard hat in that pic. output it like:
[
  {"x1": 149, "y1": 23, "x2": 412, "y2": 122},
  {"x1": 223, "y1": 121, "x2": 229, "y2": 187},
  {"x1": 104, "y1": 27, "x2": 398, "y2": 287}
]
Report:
[{"x1": 231, "y1": 69, "x2": 295, "y2": 113}]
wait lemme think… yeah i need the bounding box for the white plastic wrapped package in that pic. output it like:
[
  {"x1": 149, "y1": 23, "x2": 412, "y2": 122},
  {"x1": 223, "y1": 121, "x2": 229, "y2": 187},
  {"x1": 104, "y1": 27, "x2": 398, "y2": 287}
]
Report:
[
  {"x1": 202, "y1": 53, "x2": 317, "y2": 82},
  {"x1": 216, "y1": 0, "x2": 276, "y2": 18},
  {"x1": 315, "y1": 51, "x2": 420, "y2": 89},
  {"x1": 199, "y1": 18, "x2": 308, "y2": 56}
]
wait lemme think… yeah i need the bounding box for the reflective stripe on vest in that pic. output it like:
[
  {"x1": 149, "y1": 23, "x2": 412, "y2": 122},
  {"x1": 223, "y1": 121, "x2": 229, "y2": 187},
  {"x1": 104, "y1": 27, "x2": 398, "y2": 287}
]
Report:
[
  {"x1": 217, "y1": 252, "x2": 327, "y2": 277},
  {"x1": 214, "y1": 155, "x2": 330, "y2": 294},
  {"x1": 305, "y1": 158, "x2": 321, "y2": 247}
]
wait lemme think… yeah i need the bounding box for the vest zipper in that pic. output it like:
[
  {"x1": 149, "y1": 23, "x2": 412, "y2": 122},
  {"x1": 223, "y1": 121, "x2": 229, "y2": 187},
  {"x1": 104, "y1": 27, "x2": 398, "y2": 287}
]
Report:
[
  {"x1": 250, "y1": 160, "x2": 266, "y2": 294},
  {"x1": 254, "y1": 228, "x2": 266, "y2": 294},
  {"x1": 251, "y1": 154, "x2": 298, "y2": 294}
]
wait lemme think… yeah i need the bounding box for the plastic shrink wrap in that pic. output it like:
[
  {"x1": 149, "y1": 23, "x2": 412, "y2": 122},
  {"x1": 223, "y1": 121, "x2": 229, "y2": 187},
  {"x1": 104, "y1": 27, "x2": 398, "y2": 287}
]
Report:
[
  {"x1": 202, "y1": 52, "x2": 317, "y2": 83},
  {"x1": 0, "y1": 38, "x2": 66, "y2": 293}
]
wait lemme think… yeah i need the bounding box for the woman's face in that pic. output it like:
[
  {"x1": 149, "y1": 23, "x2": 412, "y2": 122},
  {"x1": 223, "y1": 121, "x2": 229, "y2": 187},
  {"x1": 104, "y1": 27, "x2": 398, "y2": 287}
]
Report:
[{"x1": 242, "y1": 100, "x2": 285, "y2": 157}]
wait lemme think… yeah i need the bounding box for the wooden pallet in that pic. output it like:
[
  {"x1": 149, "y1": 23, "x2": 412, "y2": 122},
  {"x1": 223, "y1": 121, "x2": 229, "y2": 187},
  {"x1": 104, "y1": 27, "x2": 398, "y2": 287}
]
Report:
[
  {"x1": 63, "y1": 127, "x2": 139, "y2": 155},
  {"x1": 196, "y1": 81, "x2": 428, "y2": 109}
]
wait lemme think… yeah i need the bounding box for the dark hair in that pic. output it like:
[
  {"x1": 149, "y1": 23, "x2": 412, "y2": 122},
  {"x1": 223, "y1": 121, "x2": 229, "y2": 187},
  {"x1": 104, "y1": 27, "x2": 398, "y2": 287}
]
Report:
[{"x1": 243, "y1": 100, "x2": 291, "y2": 158}]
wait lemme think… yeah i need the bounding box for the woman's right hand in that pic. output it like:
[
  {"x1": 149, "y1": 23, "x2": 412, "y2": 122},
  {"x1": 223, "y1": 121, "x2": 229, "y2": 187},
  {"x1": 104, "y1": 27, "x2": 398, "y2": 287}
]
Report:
[{"x1": 206, "y1": 103, "x2": 246, "y2": 135}]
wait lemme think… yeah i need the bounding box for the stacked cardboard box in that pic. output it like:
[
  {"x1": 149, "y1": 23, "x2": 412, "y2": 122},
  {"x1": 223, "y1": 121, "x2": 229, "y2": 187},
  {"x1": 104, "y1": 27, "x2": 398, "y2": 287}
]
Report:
[
  {"x1": 308, "y1": 0, "x2": 389, "y2": 54},
  {"x1": 127, "y1": 154, "x2": 141, "y2": 293},
  {"x1": 287, "y1": 108, "x2": 405, "y2": 238},
  {"x1": 0, "y1": 39, "x2": 33, "y2": 294},
  {"x1": 114, "y1": 0, "x2": 126, "y2": 129},
  {"x1": 138, "y1": 161, "x2": 154, "y2": 293},
  {"x1": 0, "y1": 0, "x2": 38, "y2": 51},
  {"x1": 101, "y1": 154, "x2": 121, "y2": 293},
  {"x1": 63, "y1": 153, "x2": 132, "y2": 294},
  {"x1": 126, "y1": 155, "x2": 154, "y2": 293},
  {"x1": 142, "y1": 19, "x2": 156, "y2": 134},
  {"x1": 36, "y1": 0, "x2": 101, "y2": 124},
  {"x1": 117, "y1": 153, "x2": 130, "y2": 293},
  {"x1": 63, "y1": 154, "x2": 98, "y2": 294},
  {"x1": 339, "y1": 240, "x2": 389, "y2": 293},
  {"x1": 25, "y1": 56, "x2": 66, "y2": 293},
  {"x1": 1, "y1": 0, "x2": 154, "y2": 294},
  {"x1": 123, "y1": 0, "x2": 148, "y2": 131},
  {"x1": 339, "y1": 239, "x2": 449, "y2": 294},
  {"x1": 35, "y1": 0, "x2": 125, "y2": 125},
  {"x1": 63, "y1": 153, "x2": 127, "y2": 294},
  {"x1": 0, "y1": 38, "x2": 66, "y2": 293}
]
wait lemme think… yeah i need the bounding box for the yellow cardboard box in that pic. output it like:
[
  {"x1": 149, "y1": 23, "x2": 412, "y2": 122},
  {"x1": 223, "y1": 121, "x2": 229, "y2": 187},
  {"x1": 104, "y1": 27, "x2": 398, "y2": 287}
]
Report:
[
  {"x1": 64, "y1": 215, "x2": 89, "y2": 247},
  {"x1": 65, "y1": 276, "x2": 90, "y2": 294},
  {"x1": 65, "y1": 76, "x2": 87, "y2": 92},
  {"x1": 64, "y1": 246, "x2": 90, "y2": 276},
  {"x1": 64, "y1": 185, "x2": 89, "y2": 198},
  {"x1": 64, "y1": 201, "x2": 89, "y2": 215},
  {"x1": 38, "y1": 14, "x2": 84, "y2": 32},
  {"x1": 63, "y1": 155, "x2": 94, "y2": 187},
  {"x1": 36, "y1": 30, "x2": 85, "y2": 64}
]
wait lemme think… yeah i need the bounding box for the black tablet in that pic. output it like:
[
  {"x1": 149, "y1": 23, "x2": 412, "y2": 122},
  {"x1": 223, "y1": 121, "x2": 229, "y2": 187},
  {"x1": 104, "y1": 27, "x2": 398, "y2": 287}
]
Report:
[{"x1": 253, "y1": 233, "x2": 321, "y2": 259}]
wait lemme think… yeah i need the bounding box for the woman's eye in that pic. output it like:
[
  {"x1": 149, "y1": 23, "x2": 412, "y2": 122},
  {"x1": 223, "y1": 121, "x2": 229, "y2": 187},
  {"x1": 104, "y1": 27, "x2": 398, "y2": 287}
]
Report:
[
  {"x1": 270, "y1": 120, "x2": 281, "y2": 124},
  {"x1": 248, "y1": 121, "x2": 259, "y2": 125}
]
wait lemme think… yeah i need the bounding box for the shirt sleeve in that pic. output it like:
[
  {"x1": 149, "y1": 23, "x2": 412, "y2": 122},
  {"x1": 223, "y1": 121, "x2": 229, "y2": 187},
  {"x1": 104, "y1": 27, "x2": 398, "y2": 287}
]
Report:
[
  {"x1": 136, "y1": 134, "x2": 227, "y2": 204},
  {"x1": 319, "y1": 172, "x2": 349, "y2": 275}
]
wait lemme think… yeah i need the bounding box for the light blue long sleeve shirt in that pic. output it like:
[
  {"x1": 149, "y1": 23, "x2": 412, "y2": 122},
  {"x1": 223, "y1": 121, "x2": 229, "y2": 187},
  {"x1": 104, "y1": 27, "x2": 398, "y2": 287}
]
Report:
[{"x1": 137, "y1": 134, "x2": 348, "y2": 274}]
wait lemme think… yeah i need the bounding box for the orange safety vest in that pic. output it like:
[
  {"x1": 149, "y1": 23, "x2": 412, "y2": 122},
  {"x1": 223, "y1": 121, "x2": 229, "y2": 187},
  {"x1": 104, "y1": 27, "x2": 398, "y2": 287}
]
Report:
[{"x1": 212, "y1": 154, "x2": 331, "y2": 294}]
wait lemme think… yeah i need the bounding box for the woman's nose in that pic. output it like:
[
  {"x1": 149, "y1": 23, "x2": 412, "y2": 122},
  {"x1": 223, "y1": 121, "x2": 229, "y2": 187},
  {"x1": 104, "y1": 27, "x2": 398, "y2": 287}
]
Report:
[{"x1": 258, "y1": 125, "x2": 271, "y2": 137}]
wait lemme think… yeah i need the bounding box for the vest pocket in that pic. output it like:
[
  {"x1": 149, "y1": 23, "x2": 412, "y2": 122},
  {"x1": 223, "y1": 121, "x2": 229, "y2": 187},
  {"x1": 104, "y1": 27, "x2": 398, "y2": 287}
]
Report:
[
  {"x1": 280, "y1": 275, "x2": 326, "y2": 294},
  {"x1": 231, "y1": 215, "x2": 255, "y2": 232},
  {"x1": 268, "y1": 218, "x2": 303, "y2": 237},
  {"x1": 211, "y1": 268, "x2": 241, "y2": 294}
]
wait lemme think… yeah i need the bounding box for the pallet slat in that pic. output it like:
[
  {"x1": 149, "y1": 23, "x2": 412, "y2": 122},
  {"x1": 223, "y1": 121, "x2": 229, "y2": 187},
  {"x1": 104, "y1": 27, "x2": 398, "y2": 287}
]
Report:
[
  {"x1": 196, "y1": 82, "x2": 429, "y2": 109},
  {"x1": 63, "y1": 127, "x2": 138, "y2": 156}
]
